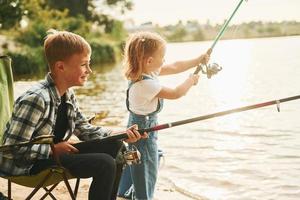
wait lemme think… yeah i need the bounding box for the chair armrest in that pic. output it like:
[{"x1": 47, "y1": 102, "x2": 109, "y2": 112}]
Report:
[
  {"x1": 0, "y1": 135, "x2": 54, "y2": 152},
  {"x1": 87, "y1": 115, "x2": 95, "y2": 124},
  {"x1": 31, "y1": 135, "x2": 54, "y2": 144},
  {"x1": 0, "y1": 135, "x2": 65, "y2": 168}
]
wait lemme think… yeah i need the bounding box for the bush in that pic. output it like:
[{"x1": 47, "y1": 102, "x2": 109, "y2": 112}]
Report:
[
  {"x1": 15, "y1": 22, "x2": 47, "y2": 48},
  {"x1": 7, "y1": 46, "x2": 47, "y2": 76},
  {"x1": 89, "y1": 40, "x2": 116, "y2": 64}
]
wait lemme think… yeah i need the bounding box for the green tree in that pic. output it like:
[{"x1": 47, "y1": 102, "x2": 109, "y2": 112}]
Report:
[
  {"x1": 0, "y1": 0, "x2": 22, "y2": 29},
  {"x1": 47, "y1": 0, "x2": 92, "y2": 19},
  {"x1": 47, "y1": 0, "x2": 133, "y2": 19},
  {"x1": 47, "y1": 0, "x2": 132, "y2": 34},
  {"x1": 167, "y1": 21, "x2": 187, "y2": 42},
  {"x1": 193, "y1": 29, "x2": 205, "y2": 41}
]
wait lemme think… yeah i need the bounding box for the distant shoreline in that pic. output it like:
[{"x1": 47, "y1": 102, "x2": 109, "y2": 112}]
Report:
[
  {"x1": 1, "y1": 34, "x2": 300, "y2": 54},
  {"x1": 129, "y1": 21, "x2": 300, "y2": 43}
]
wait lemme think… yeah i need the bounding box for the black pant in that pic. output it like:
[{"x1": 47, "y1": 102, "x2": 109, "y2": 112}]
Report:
[{"x1": 30, "y1": 139, "x2": 124, "y2": 200}]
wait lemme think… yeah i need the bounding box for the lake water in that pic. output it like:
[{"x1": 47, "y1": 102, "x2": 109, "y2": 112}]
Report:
[{"x1": 15, "y1": 36, "x2": 300, "y2": 199}]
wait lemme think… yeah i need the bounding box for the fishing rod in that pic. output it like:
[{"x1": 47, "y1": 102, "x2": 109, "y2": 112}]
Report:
[
  {"x1": 98, "y1": 95, "x2": 300, "y2": 142},
  {"x1": 194, "y1": 0, "x2": 247, "y2": 77}
]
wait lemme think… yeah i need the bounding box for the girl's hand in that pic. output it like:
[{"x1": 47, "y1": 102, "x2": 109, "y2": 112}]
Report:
[
  {"x1": 199, "y1": 48, "x2": 212, "y2": 65},
  {"x1": 124, "y1": 124, "x2": 148, "y2": 143},
  {"x1": 189, "y1": 74, "x2": 200, "y2": 85}
]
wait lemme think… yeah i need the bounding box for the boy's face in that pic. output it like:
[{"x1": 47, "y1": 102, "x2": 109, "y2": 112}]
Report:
[{"x1": 62, "y1": 52, "x2": 91, "y2": 87}]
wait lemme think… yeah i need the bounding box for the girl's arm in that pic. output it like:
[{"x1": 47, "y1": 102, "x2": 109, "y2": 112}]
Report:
[
  {"x1": 160, "y1": 48, "x2": 211, "y2": 76},
  {"x1": 157, "y1": 74, "x2": 199, "y2": 99}
]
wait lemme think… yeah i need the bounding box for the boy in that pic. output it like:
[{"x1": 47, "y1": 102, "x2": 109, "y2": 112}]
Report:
[{"x1": 0, "y1": 29, "x2": 145, "y2": 200}]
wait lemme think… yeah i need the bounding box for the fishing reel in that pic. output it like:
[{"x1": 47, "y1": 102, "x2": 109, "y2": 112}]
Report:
[
  {"x1": 122, "y1": 145, "x2": 141, "y2": 165},
  {"x1": 198, "y1": 63, "x2": 222, "y2": 79}
]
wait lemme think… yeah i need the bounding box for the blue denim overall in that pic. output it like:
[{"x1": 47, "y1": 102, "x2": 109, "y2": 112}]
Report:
[{"x1": 118, "y1": 75, "x2": 163, "y2": 200}]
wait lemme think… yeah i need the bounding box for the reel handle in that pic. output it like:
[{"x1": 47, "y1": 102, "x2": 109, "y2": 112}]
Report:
[{"x1": 194, "y1": 63, "x2": 222, "y2": 79}]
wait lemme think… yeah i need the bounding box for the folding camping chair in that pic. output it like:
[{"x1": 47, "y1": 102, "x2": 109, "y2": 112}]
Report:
[{"x1": 0, "y1": 55, "x2": 80, "y2": 200}]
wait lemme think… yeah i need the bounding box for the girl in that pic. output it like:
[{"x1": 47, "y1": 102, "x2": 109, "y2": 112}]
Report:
[{"x1": 118, "y1": 31, "x2": 211, "y2": 200}]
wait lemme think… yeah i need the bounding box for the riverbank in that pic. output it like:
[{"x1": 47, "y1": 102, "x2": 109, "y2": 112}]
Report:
[{"x1": 0, "y1": 170, "x2": 198, "y2": 200}]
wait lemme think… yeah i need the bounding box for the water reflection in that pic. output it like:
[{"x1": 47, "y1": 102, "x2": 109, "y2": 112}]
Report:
[
  {"x1": 75, "y1": 63, "x2": 128, "y2": 126},
  {"x1": 209, "y1": 39, "x2": 253, "y2": 106},
  {"x1": 159, "y1": 36, "x2": 300, "y2": 200}
]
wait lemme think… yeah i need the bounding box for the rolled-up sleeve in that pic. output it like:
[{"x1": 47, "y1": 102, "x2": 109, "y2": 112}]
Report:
[
  {"x1": 73, "y1": 110, "x2": 112, "y2": 141},
  {"x1": 69, "y1": 92, "x2": 112, "y2": 141}
]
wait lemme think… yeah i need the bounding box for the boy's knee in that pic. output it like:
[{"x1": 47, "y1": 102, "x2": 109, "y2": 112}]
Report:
[{"x1": 95, "y1": 154, "x2": 116, "y2": 173}]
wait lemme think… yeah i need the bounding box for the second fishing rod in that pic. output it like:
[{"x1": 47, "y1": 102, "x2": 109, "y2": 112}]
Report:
[{"x1": 95, "y1": 94, "x2": 300, "y2": 142}]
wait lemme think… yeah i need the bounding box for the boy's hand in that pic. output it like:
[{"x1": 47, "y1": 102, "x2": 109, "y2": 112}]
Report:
[
  {"x1": 51, "y1": 141, "x2": 79, "y2": 156},
  {"x1": 124, "y1": 124, "x2": 148, "y2": 143}
]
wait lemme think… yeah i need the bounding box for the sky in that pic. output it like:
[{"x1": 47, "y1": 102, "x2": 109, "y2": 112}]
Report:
[{"x1": 123, "y1": 0, "x2": 300, "y2": 26}]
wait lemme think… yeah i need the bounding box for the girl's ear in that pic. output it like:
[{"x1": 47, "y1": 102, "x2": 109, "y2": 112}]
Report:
[{"x1": 146, "y1": 56, "x2": 153, "y2": 64}]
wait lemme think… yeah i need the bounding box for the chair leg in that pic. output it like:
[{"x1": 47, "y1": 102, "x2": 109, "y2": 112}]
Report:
[
  {"x1": 74, "y1": 178, "x2": 80, "y2": 198},
  {"x1": 7, "y1": 180, "x2": 11, "y2": 200},
  {"x1": 40, "y1": 177, "x2": 80, "y2": 200},
  {"x1": 46, "y1": 191, "x2": 57, "y2": 200},
  {"x1": 26, "y1": 171, "x2": 53, "y2": 200},
  {"x1": 62, "y1": 172, "x2": 76, "y2": 200},
  {"x1": 6, "y1": 171, "x2": 78, "y2": 200},
  {"x1": 40, "y1": 183, "x2": 59, "y2": 200}
]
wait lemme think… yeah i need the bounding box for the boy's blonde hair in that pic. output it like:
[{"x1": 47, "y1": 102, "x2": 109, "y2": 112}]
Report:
[
  {"x1": 124, "y1": 31, "x2": 166, "y2": 81},
  {"x1": 44, "y1": 29, "x2": 91, "y2": 70}
]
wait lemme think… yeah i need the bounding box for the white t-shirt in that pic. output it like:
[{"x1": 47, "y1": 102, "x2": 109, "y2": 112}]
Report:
[{"x1": 128, "y1": 73, "x2": 162, "y2": 115}]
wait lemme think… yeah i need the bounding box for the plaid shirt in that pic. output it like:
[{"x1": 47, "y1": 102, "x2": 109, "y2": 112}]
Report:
[{"x1": 0, "y1": 73, "x2": 111, "y2": 176}]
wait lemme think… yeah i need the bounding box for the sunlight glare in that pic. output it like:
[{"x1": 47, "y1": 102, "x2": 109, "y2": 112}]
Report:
[
  {"x1": 209, "y1": 40, "x2": 254, "y2": 109},
  {"x1": 207, "y1": 40, "x2": 254, "y2": 131}
]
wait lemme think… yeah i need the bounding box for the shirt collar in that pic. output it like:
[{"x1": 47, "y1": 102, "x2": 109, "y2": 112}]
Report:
[
  {"x1": 45, "y1": 73, "x2": 72, "y2": 104},
  {"x1": 45, "y1": 73, "x2": 59, "y2": 101}
]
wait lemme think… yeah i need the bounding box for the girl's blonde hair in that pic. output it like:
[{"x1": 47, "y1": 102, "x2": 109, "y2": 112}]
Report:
[
  {"x1": 44, "y1": 29, "x2": 91, "y2": 71},
  {"x1": 123, "y1": 31, "x2": 166, "y2": 81}
]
